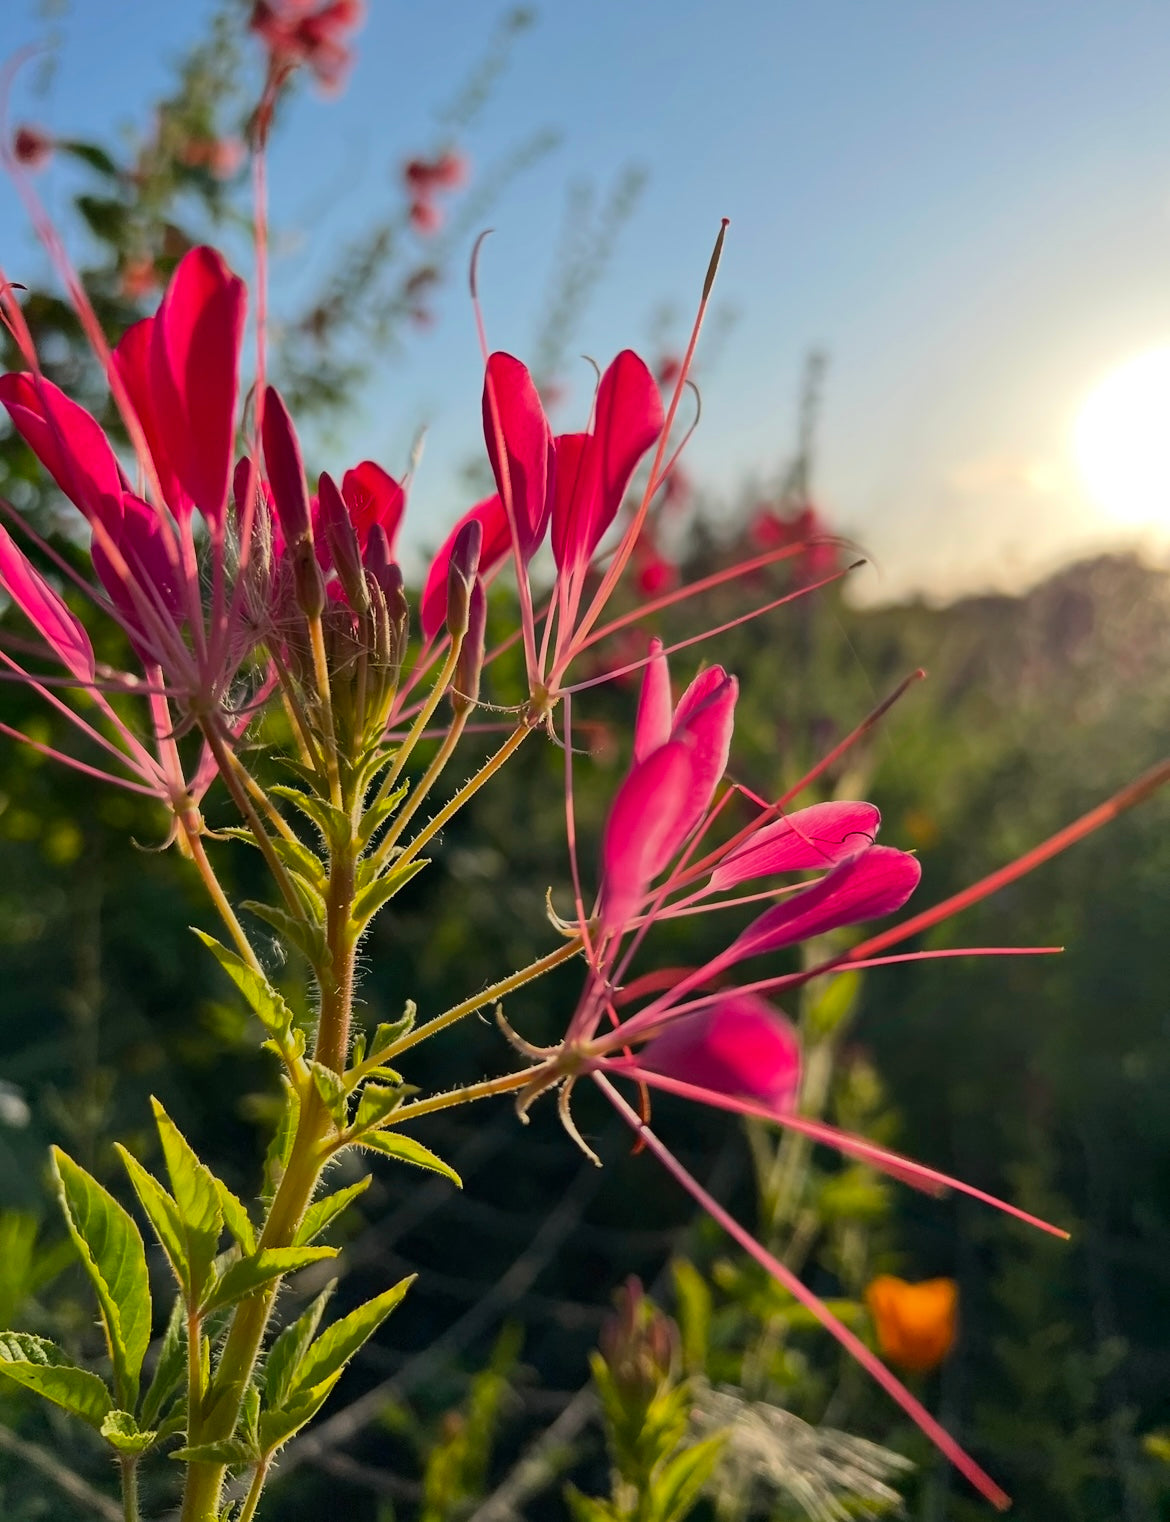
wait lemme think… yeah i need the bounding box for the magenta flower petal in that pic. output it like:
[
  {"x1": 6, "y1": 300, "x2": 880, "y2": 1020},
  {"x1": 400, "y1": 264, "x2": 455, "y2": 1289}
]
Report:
[
  {"x1": 481, "y1": 352, "x2": 554, "y2": 563},
  {"x1": 669, "y1": 668, "x2": 737, "y2": 843},
  {"x1": 92, "y1": 493, "x2": 185, "y2": 647},
  {"x1": 112, "y1": 318, "x2": 189, "y2": 518},
  {"x1": 420, "y1": 494, "x2": 511, "y2": 641},
  {"x1": 600, "y1": 739, "x2": 699, "y2": 931},
  {"x1": 633, "y1": 637, "x2": 671, "y2": 763},
  {"x1": 0, "y1": 523, "x2": 95, "y2": 683},
  {"x1": 725, "y1": 845, "x2": 922, "y2": 964},
  {"x1": 0, "y1": 373, "x2": 123, "y2": 531},
  {"x1": 341, "y1": 461, "x2": 405, "y2": 555},
  {"x1": 550, "y1": 350, "x2": 662, "y2": 571},
  {"x1": 710, "y1": 801, "x2": 883, "y2": 892},
  {"x1": 149, "y1": 247, "x2": 245, "y2": 527},
  {"x1": 636, "y1": 993, "x2": 801, "y2": 1111}
]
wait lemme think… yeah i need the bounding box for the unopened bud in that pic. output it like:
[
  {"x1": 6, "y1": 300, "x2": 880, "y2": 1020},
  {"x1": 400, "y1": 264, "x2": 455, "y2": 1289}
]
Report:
[
  {"x1": 318, "y1": 471, "x2": 367, "y2": 611},
  {"x1": 262, "y1": 386, "x2": 312, "y2": 545},
  {"x1": 598, "y1": 1277, "x2": 678, "y2": 1402},
  {"x1": 451, "y1": 580, "x2": 486, "y2": 716},
  {"x1": 446, "y1": 518, "x2": 482, "y2": 639},
  {"x1": 292, "y1": 538, "x2": 326, "y2": 621}
]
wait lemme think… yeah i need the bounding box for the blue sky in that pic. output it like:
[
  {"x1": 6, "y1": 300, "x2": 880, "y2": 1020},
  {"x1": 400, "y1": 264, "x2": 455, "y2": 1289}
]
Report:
[{"x1": 4, "y1": 1, "x2": 1170, "y2": 601}]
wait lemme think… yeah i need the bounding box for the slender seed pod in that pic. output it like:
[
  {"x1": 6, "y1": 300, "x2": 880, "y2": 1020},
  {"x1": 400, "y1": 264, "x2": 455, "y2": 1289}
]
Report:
[
  {"x1": 261, "y1": 386, "x2": 312, "y2": 545},
  {"x1": 451, "y1": 579, "x2": 486, "y2": 716},
  {"x1": 318, "y1": 470, "x2": 368, "y2": 612},
  {"x1": 446, "y1": 517, "x2": 482, "y2": 639}
]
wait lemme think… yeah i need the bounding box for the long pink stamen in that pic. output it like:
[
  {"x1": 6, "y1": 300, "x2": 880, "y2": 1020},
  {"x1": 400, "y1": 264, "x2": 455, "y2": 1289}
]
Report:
[
  {"x1": 570, "y1": 220, "x2": 729, "y2": 655},
  {"x1": 595, "y1": 1073, "x2": 1011, "y2": 1510},
  {"x1": 847, "y1": 755, "x2": 1170, "y2": 965},
  {"x1": 561, "y1": 565, "x2": 857, "y2": 697}
]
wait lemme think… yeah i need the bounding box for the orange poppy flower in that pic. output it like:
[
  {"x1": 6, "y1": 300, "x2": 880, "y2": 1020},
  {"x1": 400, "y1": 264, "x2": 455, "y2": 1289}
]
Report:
[{"x1": 865, "y1": 1275, "x2": 958, "y2": 1373}]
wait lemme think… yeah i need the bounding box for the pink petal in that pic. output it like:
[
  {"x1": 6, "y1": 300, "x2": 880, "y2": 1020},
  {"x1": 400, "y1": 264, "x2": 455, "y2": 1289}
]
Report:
[
  {"x1": 669, "y1": 668, "x2": 737, "y2": 843},
  {"x1": 633, "y1": 637, "x2": 671, "y2": 762},
  {"x1": 636, "y1": 994, "x2": 800, "y2": 1110},
  {"x1": 0, "y1": 523, "x2": 95, "y2": 683},
  {"x1": 550, "y1": 351, "x2": 662, "y2": 570},
  {"x1": 420, "y1": 494, "x2": 511, "y2": 641},
  {"x1": 149, "y1": 247, "x2": 245, "y2": 527},
  {"x1": 112, "y1": 318, "x2": 189, "y2": 518},
  {"x1": 549, "y1": 431, "x2": 599, "y2": 571},
  {"x1": 481, "y1": 352, "x2": 554, "y2": 562},
  {"x1": 341, "y1": 461, "x2": 405, "y2": 555},
  {"x1": 600, "y1": 739, "x2": 698, "y2": 932},
  {"x1": 0, "y1": 373, "x2": 123, "y2": 531},
  {"x1": 710, "y1": 801, "x2": 883, "y2": 892},
  {"x1": 92, "y1": 493, "x2": 185, "y2": 647},
  {"x1": 725, "y1": 846, "x2": 922, "y2": 964}
]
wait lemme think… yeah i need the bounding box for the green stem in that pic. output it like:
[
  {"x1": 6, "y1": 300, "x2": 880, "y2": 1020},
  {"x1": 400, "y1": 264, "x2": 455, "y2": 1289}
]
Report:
[
  {"x1": 179, "y1": 1087, "x2": 331, "y2": 1522},
  {"x1": 389, "y1": 725, "x2": 529, "y2": 873},
  {"x1": 119, "y1": 1456, "x2": 140, "y2": 1522},
  {"x1": 386, "y1": 1066, "x2": 535, "y2": 1126},
  {"x1": 375, "y1": 707, "x2": 468, "y2": 858},
  {"x1": 370, "y1": 637, "x2": 464, "y2": 822},
  {"x1": 183, "y1": 824, "x2": 264, "y2": 975},
  {"x1": 378, "y1": 937, "x2": 582, "y2": 1063},
  {"x1": 308, "y1": 612, "x2": 342, "y2": 808},
  {"x1": 180, "y1": 770, "x2": 365, "y2": 1521},
  {"x1": 202, "y1": 722, "x2": 303, "y2": 917},
  {"x1": 238, "y1": 1458, "x2": 270, "y2": 1522}
]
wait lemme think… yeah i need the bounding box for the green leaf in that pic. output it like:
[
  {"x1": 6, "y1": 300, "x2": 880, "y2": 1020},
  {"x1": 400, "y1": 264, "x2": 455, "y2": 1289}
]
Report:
[
  {"x1": 356, "y1": 1131, "x2": 463, "y2": 1187},
  {"x1": 356, "y1": 783, "x2": 410, "y2": 847},
  {"x1": 257, "y1": 1371, "x2": 342, "y2": 1454},
  {"x1": 670, "y1": 1259, "x2": 711, "y2": 1374},
  {"x1": 101, "y1": 1408, "x2": 157, "y2": 1455},
  {"x1": 151, "y1": 1100, "x2": 224, "y2": 1303},
  {"x1": 269, "y1": 834, "x2": 327, "y2": 889},
  {"x1": 59, "y1": 140, "x2": 120, "y2": 177},
  {"x1": 654, "y1": 1433, "x2": 725, "y2": 1522},
  {"x1": 309, "y1": 1062, "x2": 349, "y2": 1124},
  {"x1": 115, "y1": 1146, "x2": 188, "y2": 1294},
  {"x1": 354, "y1": 1083, "x2": 405, "y2": 1130},
  {"x1": 0, "y1": 1332, "x2": 112, "y2": 1427},
  {"x1": 264, "y1": 1281, "x2": 334, "y2": 1411},
  {"x1": 170, "y1": 1436, "x2": 258, "y2": 1466},
  {"x1": 263, "y1": 1080, "x2": 301, "y2": 1203},
  {"x1": 351, "y1": 859, "x2": 428, "y2": 931},
  {"x1": 202, "y1": 1247, "x2": 338, "y2": 1314},
  {"x1": 192, "y1": 930, "x2": 294, "y2": 1041},
  {"x1": 242, "y1": 1383, "x2": 261, "y2": 1449},
  {"x1": 242, "y1": 900, "x2": 330, "y2": 970},
  {"x1": 140, "y1": 1296, "x2": 185, "y2": 1428},
  {"x1": 50, "y1": 1148, "x2": 151, "y2": 1411},
  {"x1": 286, "y1": 1277, "x2": 414, "y2": 1403},
  {"x1": 269, "y1": 786, "x2": 352, "y2": 851},
  {"x1": 365, "y1": 1005, "x2": 417, "y2": 1062},
  {"x1": 295, "y1": 1177, "x2": 372, "y2": 1246},
  {"x1": 213, "y1": 1179, "x2": 257, "y2": 1257}
]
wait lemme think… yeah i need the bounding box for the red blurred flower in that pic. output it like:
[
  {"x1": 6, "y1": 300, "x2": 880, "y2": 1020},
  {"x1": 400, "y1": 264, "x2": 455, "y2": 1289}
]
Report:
[
  {"x1": 250, "y1": 0, "x2": 364, "y2": 91},
  {"x1": 12, "y1": 124, "x2": 52, "y2": 171}
]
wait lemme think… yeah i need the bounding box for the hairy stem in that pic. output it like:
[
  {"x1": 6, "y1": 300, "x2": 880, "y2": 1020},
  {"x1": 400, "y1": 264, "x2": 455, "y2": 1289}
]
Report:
[
  {"x1": 382, "y1": 937, "x2": 583, "y2": 1062},
  {"x1": 390, "y1": 724, "x2": 529, "y2": 872}
]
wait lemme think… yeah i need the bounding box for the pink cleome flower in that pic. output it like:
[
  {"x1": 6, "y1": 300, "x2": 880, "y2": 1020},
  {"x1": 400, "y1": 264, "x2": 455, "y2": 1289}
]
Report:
[{"x1": 250, "y1": 0, "x2": 365, "y2": 91}]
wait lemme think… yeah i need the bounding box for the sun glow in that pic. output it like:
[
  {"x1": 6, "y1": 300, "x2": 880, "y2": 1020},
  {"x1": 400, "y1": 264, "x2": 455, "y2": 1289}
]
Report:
[{"x1": 1075, "y1": 346, "x2": 1170, "y2": 528}]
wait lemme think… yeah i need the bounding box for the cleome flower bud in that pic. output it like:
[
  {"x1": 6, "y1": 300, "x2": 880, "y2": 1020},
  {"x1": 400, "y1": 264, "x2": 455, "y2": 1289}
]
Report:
[
  {"x1": 318, "y1": 470, "x2": 368, "y2": 612},
  {"x1": 451, "y1": 580, "x2": 486, "y2": 716},
  {"x1": 445, "y1": 517, "x2": 482, "y2": 640},
  {"x1": 262, "y1": 386, "x2": 312, "y2": 546},
  {"x1": 291, "y1": 537, "x2": 326, "y2": 621}
]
